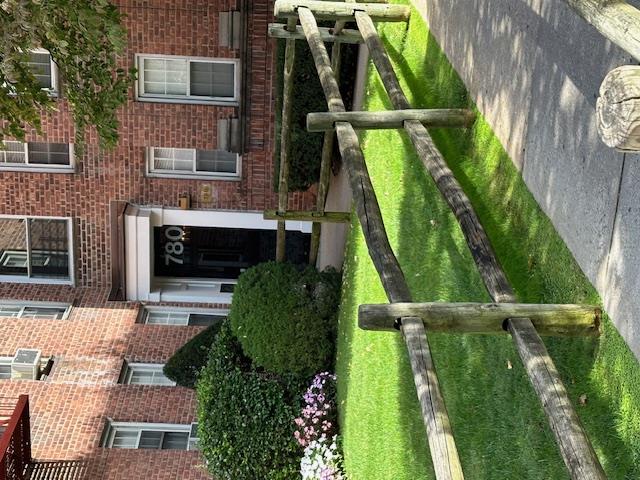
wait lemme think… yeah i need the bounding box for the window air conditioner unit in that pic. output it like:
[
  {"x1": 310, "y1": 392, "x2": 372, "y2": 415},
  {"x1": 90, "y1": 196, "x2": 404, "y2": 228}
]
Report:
[
  {"x1": 11, "y1": 349, "x2": 41, "y2": 380},
  {"x1": 188, "y1": 422, "x2": 199, "y2": 451}
]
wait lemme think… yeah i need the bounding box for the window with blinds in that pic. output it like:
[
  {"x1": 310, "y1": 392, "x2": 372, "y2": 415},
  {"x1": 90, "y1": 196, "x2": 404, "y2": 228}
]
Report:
[
  {"x1": 137, "y1": 54, "x2": 238, "y2": 103},
  {"x1": 147, "y1": 147, "x2": 239, "y2": 178}
]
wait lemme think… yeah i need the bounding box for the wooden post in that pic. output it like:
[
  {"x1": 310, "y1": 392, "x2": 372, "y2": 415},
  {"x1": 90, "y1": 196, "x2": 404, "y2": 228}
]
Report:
[
  {"x1": 298, "y1": 8, "x2": 464, "y2": 480},
  {"x1": 307, "y1": 109, "x2": 476, "y2": 132},
  {"x1": 309, "y1": 0, "x2": 358, "y2": 266},
  {"x1": 597, "y1": 65, "x2": 640, "y2": 150},
  {"x1": 354, "y1": 11, "x2": 607, "y2": 479},
  {"x1": 275, "y1": 0, "x2": 411, "y2": 22},
  {"x1": 563, "y1": 0, "x2": 640, "y2": 62},
  {"x1": 358, "y1": 302, "x2": 601, "y2": 336},
  {"x1": 276, "y1": 18, "x2": 298, "y2": 262},
  {"x1": 264, "y1": 210, "x2": 351, "y2": 223},
  {"x1": 268, "y1": 23, "x2": 363, "y2": 43}
]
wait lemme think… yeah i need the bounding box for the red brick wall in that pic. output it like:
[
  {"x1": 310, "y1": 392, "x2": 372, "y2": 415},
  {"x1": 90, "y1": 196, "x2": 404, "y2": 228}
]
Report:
[
  {"x1": 0, "y1": 286, "x2": 214, "y2": 479},
  {"x1": 0, "y1": 0, "x2": 315, "y2": 287},
  {"x1": 0, "y1": 2, "x2": 308, "y2": 478}
]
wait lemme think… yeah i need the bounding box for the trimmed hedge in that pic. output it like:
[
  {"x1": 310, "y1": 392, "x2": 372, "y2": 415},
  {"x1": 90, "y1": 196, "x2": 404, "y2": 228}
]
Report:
[
  {"x1": 229, "y1": 262, "x2": 342, "y2": 377},
  {"x1": 197, "y1": 322, "x2": 304, "y2": 480},
  {"x1": 274, "y1": 38, "x2": 359, "y2": 191},
  {"x1": 163, "y1": 322, "x2": 223, "y2": 388}
]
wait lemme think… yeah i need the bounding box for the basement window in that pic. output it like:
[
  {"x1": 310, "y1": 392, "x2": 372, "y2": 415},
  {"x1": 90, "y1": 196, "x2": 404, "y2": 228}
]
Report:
[{"x1": 102, "y1": 421, "x2": 199, "y2": 450}]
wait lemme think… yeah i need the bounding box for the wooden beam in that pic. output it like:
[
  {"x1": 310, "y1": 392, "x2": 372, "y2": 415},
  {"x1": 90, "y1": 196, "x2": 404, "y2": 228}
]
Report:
[
  {"x1": 307, "y1": 109, "x2": 476, "y2": 132},
  {"x1": 276, "y1": 22, "x2": 297, "y2": 262},
  {"x1": 275, "y1": 0, "x2": 411, "y2": 22},
  {"x1": 563, "y1": 0, "x2": 640, "y2": 62},
  {"x1": 268, "y1": 23, "x2": 363, "y2": 43},
  {"x1": 358, "y1": 302, "x2": 601, "y2": 336},
  {"x1": 298, "y1": 7, "x2": 464, "y2": 480},
  {"x1": 264, "y1": 210, "x2": 351, "y2": 223},
  {"x1": 355, "y1": 11, "x2": 607, "y2": 480},
  {"x1": 309, "y1": 38, "x2": 344, "y2": 265},
  {"x1": 597, "y1": 65, "x2": 640, "y2": 151}
]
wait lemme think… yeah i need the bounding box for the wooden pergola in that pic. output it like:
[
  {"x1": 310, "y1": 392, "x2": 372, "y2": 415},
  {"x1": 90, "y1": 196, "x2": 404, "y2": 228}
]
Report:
[{"x1": 269, "y1": 2, "x2": 608, "y2": 479}]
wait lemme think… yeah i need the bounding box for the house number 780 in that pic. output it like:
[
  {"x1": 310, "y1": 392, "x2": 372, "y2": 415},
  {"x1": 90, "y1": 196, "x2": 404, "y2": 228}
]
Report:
[{"x1": 164, "y1": 226, "x2": 185, "y2": 265}]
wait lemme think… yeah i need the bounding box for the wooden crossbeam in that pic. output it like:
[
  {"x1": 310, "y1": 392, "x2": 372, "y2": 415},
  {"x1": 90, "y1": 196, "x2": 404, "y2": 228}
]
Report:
[
  {"x1": 264, "y1": 210, "x2": 351, "y2": 223},
  {"x1": 307, "y1": 109, "x2": 476, "y2": 132},
  {"x1": 268, "y1": 23, "x2": 363, "y2": 43},
  {"x1": 359, "y1": 302, "x2": 601, "y2": 336},
  {"x1": 298, "y1": 7, "x2": 464, "y2": 480},
  {"x1": 355, "y1": 10, "x2": 607, "y2": 480},
  {"x1": 564, "y1": 0, "x2": 640, "y2": 62},
  {"x1": 275, "y1": 1, "x2": 411, "y2": 22}
]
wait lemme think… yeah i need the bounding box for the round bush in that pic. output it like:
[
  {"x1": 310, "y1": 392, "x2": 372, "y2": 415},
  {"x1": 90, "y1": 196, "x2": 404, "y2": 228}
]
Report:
[
  {"x1": 229, "y1": 262, "x2": 341, "y2": 377},
  {"x1": 163, "y1": 321, "x2": 223, "y2": 388},
  {"x1": 197, "y1": 323, "x2": 304, "y2": 480}
]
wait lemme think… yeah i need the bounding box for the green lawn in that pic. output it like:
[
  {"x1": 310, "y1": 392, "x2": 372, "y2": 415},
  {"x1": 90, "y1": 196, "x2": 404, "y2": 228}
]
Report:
[{"x1": 335, "y1": 3, "x2": 640, "y2": 479}]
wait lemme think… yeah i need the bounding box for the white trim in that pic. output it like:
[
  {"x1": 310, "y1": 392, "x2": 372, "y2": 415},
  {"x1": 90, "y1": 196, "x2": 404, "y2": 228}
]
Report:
[
  {"x1": 142, "y1": 305, "x2": 229, "y2": 326},
  {"x1": 120, "y1": 362, "x2": 176, "y2": 386},
  {"x1": 0, "y1": 141, "x2": 75, "y2": 173},
  {"x1": 145, "y1": 147, "x2": 241, "y2": 180},
  {"x1": 0, "y1": 215, "x2": 75, "y2": 285},
  {"x1": 135, "y1": 53, "x2": 240, "y2": 105},
  {"x1": 28, "y1": 48, "x2": 59, "y2": 96},
  {"x1": 124, "y1": 206, "x2": 311, "y2": 302},
  {"x1": 0, "y1": 300, "x2": 72, "y2": 320},
  {"x1": 103, "y1": 420, "x2": 196, "y2": 450}
]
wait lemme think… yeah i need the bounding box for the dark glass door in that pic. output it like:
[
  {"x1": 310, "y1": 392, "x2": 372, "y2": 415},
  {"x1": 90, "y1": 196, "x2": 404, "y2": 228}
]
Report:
[{"x1": 154, "y1": 226, "x2": 310, "y2": 279}]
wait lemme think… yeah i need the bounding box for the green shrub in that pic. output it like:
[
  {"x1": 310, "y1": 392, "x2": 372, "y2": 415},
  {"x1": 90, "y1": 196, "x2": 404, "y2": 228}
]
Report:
[
  {"x1": 197, "y1": 323, "x2": 304, "y2": 480},
  {"x1": 163, "y1": 322, "x2": 223, "y2": 388},
  {"x1": 274, "y1": 39, "x2": 359, "y2": 191},
  {"x1": 229, "y1": 262, "x2": 342, "y2": 377}
]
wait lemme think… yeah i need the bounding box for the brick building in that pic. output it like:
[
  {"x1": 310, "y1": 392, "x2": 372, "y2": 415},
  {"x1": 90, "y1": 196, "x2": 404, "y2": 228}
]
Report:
[{"x1": 0, "y1": 1, "x2": 314, "y2": 478}]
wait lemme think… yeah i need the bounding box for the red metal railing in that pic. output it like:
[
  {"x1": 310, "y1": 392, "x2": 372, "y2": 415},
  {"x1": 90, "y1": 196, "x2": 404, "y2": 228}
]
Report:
[{"x1": 0, "y1": 396, "x2": 31, "y2": 480}]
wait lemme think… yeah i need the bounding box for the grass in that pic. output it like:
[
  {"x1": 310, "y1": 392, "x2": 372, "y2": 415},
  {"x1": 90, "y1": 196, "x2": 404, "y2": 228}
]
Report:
[{"x1": 335, "y1": 3, "x2": 640, "y2": 479}]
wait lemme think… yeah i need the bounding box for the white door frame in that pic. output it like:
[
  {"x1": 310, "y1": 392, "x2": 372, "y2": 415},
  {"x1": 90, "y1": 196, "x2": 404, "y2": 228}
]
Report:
[{"x1": 124, "y1": 205, "x2": 311, "y2": 303}]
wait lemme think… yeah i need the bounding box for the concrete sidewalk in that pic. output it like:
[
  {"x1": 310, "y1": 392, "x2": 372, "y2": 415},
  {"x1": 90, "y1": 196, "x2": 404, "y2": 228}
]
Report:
[{"x1": 411, "y1": 0, "x2": 640, "y2": 359}]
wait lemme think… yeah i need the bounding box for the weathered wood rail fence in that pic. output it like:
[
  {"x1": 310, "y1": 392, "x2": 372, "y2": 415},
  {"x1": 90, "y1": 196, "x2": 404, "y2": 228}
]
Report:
[
  {"x1": 560, "y1": 0, "x2": 640, "y2": 150},
  {"x1": 269, "y1": 2, "x2": 607, "y2": 479}
]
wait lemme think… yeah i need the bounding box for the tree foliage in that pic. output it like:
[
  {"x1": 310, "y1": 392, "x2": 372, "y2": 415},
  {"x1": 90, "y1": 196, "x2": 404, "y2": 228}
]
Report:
[{"x1": 0, "y1": 0, "x2": 135, "y2": 149}]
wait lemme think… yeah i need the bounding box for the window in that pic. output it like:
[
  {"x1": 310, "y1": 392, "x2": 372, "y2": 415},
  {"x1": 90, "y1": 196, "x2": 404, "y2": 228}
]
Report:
[
  {"x1": 0, "y1": 357, "x2": 12, "y2": 380},
  {"x1": 137, "y1": 54, "x2": 239, "y2": 104},
  {"x1": 0, "y1": 301, "x2": 71, "y2": 320},
  {"x1": 26, "y1": 51, "x2": 57, "y2": 91},
  {"x1": 0, "y1": 216, "x2": 74, "y2": 284},
  {"x1": 147, "y1": 147, "x2": 239, "y2": 179},
  {"x1": 119, "y1": 362, "x2": 176, "y2": 386},
  {"x1": 142, "y1": 307, "x2": 227, "y2": 326},
  {"x1": 102, "y1": 421, "x2": 198, "y2": 450},
  {"x1": 0, "y1": 141, "x2": 73, "y2": 172}
]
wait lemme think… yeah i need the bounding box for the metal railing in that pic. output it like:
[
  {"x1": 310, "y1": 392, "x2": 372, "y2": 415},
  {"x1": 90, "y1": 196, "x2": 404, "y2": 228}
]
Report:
[{"x1": 0, "y1": 396, "x2": 32, "y2": 480}]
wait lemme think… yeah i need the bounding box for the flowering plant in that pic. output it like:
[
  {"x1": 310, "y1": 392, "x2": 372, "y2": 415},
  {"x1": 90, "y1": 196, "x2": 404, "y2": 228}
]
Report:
[
  {"x1": 295, "y1": 373, "x2": 346, "y2": 479},
  {"x1": 294, "y1": 372, "x2": 337, "y2": 447},
  {"x1": 300, "y1": 435, "x2": 344, "y2": 480}
]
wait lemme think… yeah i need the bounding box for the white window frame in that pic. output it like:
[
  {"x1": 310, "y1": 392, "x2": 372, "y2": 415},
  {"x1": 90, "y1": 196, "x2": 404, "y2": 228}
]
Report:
[
  {"x1": 0, "y1": 141, "x2": 75, "y2": 173},
  {"x1": 142, "y1": 306, "x2": 229, "y2": 326},
  {"x1": 145, "y1": 147, "x2": 241, "y2": 180},
  {"x1": 0, "y1": 215, "x2": 75, "y2": 285},
  {"x1": 135, "y1": 53, "x2": 240, "y2": 105},
  {"x1": 0, "y1": 300, "x2": 71, "y2": 320},
  {"x1": 102, "y1": 421, "x2": 198, "y2": 450},
  {"x1": 119, "y1": 362, "x2": 176, "y2": 386},
  {"x1": 28, "y1": 48, "x2": 59, "y2": 96}
]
